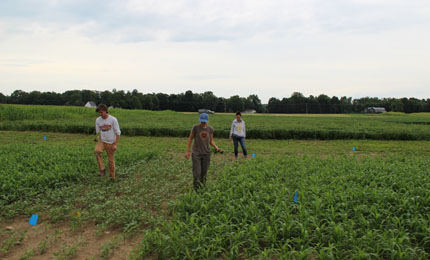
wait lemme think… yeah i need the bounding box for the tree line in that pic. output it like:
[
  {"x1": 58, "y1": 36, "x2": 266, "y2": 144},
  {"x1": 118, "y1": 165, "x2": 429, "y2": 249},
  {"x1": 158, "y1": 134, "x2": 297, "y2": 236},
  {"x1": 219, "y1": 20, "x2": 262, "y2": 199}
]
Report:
[
  {"x1": 0, "y1": 89, "x2": 429, "y2": 113},
  {"x1": 267, "y1": 92, "x2": 430, "y2": 114}
]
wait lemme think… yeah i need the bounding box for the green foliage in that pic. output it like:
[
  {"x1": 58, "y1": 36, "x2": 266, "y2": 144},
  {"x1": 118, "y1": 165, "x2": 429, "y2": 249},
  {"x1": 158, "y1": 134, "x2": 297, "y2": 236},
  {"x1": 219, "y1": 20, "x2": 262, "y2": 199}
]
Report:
[
  {"x1": 1, "y1": 230, "x2": 27, "y2": 255},
  {"x1": 2, "y1": 129, "x2": 430, "y2": 258},
  {"x1": 1, "y1": 104, "x2": 430, "y2": 140},
  {"x1": 38, "y1": 230, "x2": 64, "y2": 255},
  {"x1": 0, "y1": 140, "x2": 155, "y2": 205},
  {"x1": 53, "y1": 239, "x2": 86, "y2": 260},
  {"x1": 99, "y1": 235, "x2": 124, "y2": 258},
  {"x1": 19, "y1": 248, "x2": 35, "y2": 260},
  {"x1": 0, "y1": 132, "x2": 191, "y2": 232},
  {"x1": 134, "y1": 155, "x2": 430, "y2": 259}
]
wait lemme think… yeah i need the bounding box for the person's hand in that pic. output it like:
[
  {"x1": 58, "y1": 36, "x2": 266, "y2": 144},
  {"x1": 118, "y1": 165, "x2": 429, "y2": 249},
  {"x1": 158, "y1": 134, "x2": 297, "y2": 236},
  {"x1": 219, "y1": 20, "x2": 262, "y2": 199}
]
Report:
[
  {"x1": 93, "y1": 137, "x2": 98, "y2": 142},
  {"x1": 215, "y1": 147, "x2": 224, "y2": 154},
  {"x1": 112, "y1": 144, "x2": 118, "y2": 151},
  {"x1": 185, "y1": 151, "x2": 191, "y2": 159},
  {"x1": 229, "y1": 136, "x2": 232, "y2": 142}
]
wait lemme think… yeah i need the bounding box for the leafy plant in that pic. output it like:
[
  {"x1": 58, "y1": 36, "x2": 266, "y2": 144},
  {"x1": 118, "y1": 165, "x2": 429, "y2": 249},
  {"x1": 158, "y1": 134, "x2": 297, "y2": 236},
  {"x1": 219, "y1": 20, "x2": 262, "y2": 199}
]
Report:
[
  {"x1": 99, "y1": 235, "x2": 124, "y2": 258},
  {"x1": 1, "y1": 230, "x2": 27, "y2": 255},
  {"x1": 133, "y1": 155, "x2": 430, "y2": 259}
]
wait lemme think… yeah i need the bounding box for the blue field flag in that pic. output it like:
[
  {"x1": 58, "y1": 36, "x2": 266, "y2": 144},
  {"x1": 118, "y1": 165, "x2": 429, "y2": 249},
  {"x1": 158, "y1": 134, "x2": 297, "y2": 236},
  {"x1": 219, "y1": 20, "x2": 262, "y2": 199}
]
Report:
[{"x1": 29, "y1": 214, "x2": 38, "y2": 226}]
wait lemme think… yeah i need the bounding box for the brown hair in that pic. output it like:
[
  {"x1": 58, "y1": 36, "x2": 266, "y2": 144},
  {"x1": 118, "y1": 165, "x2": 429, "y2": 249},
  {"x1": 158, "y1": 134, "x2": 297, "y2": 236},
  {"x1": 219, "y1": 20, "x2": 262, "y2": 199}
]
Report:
[{"x1": 96, "y1": 104, "x2": 108, "y2": 113}]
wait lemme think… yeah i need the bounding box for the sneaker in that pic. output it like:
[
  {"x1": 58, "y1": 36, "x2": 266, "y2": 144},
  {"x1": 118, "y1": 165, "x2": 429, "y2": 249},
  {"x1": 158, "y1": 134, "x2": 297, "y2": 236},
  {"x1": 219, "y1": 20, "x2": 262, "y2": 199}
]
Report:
[{"x1": 98, "y1": 169, "x2": 106, "y2": 176}]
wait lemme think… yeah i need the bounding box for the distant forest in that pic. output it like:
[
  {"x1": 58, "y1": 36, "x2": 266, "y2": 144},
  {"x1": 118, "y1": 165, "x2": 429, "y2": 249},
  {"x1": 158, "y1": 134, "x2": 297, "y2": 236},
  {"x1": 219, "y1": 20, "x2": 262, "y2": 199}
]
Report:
[{"x1": 1, "y1": 89, "x2": 429, "y2": 113}]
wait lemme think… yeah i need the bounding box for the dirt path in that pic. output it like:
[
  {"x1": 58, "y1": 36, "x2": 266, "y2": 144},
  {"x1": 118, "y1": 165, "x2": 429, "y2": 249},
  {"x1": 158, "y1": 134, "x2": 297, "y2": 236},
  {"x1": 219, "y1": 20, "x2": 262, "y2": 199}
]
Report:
[{"x1": 1, "y1": 216, "x2": 143, "y2": 260}]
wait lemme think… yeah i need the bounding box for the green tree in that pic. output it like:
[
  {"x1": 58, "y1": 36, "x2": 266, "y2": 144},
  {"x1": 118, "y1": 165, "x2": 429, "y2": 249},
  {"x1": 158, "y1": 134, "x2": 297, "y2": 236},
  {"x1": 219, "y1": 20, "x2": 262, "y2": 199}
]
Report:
[
  {"x1": 0, "y1": 92, "x2": 6, "y2": 103},
  {"x1": 81, "y1": 90, "x2": 99, "y2": 104},
  {"x1": 67, "y1": 93, "x2": 83, "y2": 106},
  {"x1": 131, "y1": 96, "x2": 142, "y2": 109},
  {"x1": 289, "y1": 92, "x2": 306, "y2": 113},
  {"x1": 40, "y1": 92, "x2": 63, "y2": 105},
  {"x1": 182, "y1": 90, "x2": 195, "y2": 111},
  {"x1": 63, "y1": 90, "x2": 83, "y2": 106},
  {"x1": 156, "y1": 93, "x2": 169, "y2": 110},
  {"x1": 141, "y1": 94, "x2": 154, "y2": 110},
  {"x1": 246, "y1": 94, "x2": 263, "y2": 112},
  {"x1": 215, "y1": 97, "x2": 227, "y2": 112},
  {"x1": 227, "y1": 95, "x2": 245, "y2": 113},
  {"x1": 267, "y1": 97, "x2": 281, "y2": 113},
  {"x1": 391, "y1": 99, "x2": 404, "y2": 112},
  {"x1": 100, "y1": 91, "x2": 114, "y2": 107},
  {"x1": 113, "y1": 89, "x2": 126, "y2": 108},
  {"x1": 168, "y1": 94, "x2": 179, "y2": 111},
  {"x1": 402, "y1": 98, "x2": 423, "y2": 113},
  {"x1": 318, "y1": 94, "x2": 332, "y2": 113},
  {"x1": 10, "y1": 90, "x2": 29, "y2": 104},
  {"x1": 150, "y1": 94, "x2": 160, "y2": 110},
  {"x1": 201, "y1": 91, "x2": 218, "y2": 111},
  {"x1": 339, "y1": 96, "x2": 353, "y2": 113},
  {"x1": 330, "y1": 96, "x2": 340, "y2": 113},
  {"x1": 28, "y1": 91, "x2": 42, "y2": 105}
]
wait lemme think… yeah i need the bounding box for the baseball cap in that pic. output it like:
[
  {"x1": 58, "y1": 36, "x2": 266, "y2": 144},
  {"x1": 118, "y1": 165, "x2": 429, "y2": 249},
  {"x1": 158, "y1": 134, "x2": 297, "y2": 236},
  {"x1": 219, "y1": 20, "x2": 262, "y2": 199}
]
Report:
[{"x1": 199, "y1": 113, "x2": 209, "y2": 123}]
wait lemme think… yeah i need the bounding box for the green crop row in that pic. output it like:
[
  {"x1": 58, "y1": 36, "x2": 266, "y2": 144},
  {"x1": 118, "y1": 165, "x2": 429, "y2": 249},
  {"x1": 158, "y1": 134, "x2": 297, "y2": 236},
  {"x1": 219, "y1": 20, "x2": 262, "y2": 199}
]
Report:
[
  {"x1": 0, "y1": 142, "x2": 158, "y2": 205},
  {"x1": 2, "y1": 121, "x2": 429, "y2": 140},
  {"x1": 1, "y1": 104, "x2": 430, "y2": 140},
  {"x1": 133, "y1": 155, "x2": 430, "y2": 259}
]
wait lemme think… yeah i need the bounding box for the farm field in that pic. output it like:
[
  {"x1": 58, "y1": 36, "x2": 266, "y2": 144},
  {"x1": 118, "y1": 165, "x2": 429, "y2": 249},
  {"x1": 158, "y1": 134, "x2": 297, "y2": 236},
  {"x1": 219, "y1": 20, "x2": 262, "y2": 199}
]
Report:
[
  {"x1": 1, "y1": 104, "x2": 430, "y2": 140},
  {"x1": 1, "y1": 128, "x2": 430, "y2": 259}
]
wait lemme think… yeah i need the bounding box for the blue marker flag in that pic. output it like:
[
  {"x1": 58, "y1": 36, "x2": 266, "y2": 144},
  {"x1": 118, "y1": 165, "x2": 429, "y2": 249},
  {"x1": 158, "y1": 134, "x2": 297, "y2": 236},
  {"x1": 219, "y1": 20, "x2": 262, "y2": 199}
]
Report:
[
  {"x1": 352, "y1": 146, "x2": 355, "y2": 151},
  {"x1": 29, "y1": 214, "x2": 38, "y2": 226},
  {"x1": 293, "y1": 191, "x2": 298, "y2": 203},
  {"x1": 44, "y1": 136, "x2": 47, "y2": 140},
  {"x1": 252, "y1": 153, "x2": 255, "y2": 157}
]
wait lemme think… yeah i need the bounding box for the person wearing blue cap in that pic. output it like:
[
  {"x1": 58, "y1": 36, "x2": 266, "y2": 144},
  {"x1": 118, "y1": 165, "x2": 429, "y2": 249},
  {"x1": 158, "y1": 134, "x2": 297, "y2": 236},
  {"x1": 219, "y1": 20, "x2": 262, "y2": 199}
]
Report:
[{"x1": 185, "y1": 113, "x2": 220, "y2": 190}]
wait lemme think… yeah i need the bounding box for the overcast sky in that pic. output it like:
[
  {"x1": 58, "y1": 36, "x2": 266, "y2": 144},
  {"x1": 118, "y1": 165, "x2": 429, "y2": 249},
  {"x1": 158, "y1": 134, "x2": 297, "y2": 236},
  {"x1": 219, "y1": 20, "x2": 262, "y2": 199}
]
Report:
[{"x1": 1, "y1": 0, "x2": 429, "y2": 103}]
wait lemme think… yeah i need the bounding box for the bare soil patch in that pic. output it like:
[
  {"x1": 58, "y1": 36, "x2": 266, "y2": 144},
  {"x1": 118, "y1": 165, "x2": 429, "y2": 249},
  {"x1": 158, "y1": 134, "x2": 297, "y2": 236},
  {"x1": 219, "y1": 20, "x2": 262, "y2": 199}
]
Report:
[{"x1": 2, "y1": 217, "x2": 142, "y2": 260}]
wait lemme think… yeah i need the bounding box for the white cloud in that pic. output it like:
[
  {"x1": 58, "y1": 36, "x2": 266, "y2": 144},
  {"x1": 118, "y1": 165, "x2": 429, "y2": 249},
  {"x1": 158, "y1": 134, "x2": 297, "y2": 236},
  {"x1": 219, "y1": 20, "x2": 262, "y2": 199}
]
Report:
[{"x1": 0, "y1": 0, "x2": 429, "y2": 101}]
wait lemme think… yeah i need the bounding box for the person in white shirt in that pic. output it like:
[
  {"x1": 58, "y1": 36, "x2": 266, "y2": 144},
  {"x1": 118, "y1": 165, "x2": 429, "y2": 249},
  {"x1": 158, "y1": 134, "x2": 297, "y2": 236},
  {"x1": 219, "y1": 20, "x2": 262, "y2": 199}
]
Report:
[
  {"x1": 94, "y1": 104, "x2": 121, "y2": 179},
  {"x1": 229, "y1": 111, "x2": 248, "y2": 159}
]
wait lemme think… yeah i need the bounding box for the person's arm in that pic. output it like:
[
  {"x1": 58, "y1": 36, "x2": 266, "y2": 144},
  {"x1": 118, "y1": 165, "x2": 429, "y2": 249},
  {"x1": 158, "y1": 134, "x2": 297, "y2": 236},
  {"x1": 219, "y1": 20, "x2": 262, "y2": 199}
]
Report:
[
  {"x1": 112, "y1": 135, "x2": 120, "y2": 151},
  {"x1": 229, "y1": 121, "x2": 234, "y2": 141},
  {"x1": 243, "y1": 121, "x2": 246, "y2": 139},
  {"x1": 112, "y1": 118, "x2": 121, "y2": 150},
  {"x1": 94, "y1": 132, "x2": 100, "y2": 142},
  {"x1": 210, "y1": 133, "x2": 219, "y2": 151},
  {"x1": 94, "y1": 121, "x2": 100, "y2": 142},
  {"x1": 185, "y1": 131, "x2": 194, "y2": 159}
]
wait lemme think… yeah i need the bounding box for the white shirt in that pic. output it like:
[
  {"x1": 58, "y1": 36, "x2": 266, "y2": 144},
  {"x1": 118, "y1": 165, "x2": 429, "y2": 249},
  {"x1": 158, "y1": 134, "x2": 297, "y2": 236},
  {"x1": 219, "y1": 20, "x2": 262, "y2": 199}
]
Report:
[
  {"x1": 230, "y1": 119, "x2": 246, "y2": 138},
  {"x1": 95, "y1": 115, "x2": 121, "y2": 144}
]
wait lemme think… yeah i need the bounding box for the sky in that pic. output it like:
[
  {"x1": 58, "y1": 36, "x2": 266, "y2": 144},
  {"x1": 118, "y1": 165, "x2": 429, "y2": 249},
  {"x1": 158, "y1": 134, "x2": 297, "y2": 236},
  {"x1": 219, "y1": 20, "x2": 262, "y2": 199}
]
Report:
[{"x1": 0, "y1": 0, "x2": 429, "y2": 103}]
